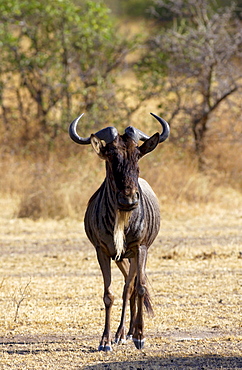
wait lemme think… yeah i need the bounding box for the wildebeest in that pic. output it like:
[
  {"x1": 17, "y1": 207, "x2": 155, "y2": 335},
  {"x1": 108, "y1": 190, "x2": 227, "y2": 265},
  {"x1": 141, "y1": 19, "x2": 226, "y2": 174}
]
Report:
[{"x1": 69, "y1": 113, "x2": 170, "y2": 351}]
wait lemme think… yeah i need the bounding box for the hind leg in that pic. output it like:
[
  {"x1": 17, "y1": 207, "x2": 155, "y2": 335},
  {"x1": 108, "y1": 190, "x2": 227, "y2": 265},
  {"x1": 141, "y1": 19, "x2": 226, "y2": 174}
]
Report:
[{"x1": 115, "y1": 258, "x2": 137, "y2": 344}]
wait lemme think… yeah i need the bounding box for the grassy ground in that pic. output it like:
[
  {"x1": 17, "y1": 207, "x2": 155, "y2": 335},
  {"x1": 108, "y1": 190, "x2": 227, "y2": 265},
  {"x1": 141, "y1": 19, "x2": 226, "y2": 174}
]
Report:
[{"x1": 0, "y1": 197, "x2": 241, "y2": 369}]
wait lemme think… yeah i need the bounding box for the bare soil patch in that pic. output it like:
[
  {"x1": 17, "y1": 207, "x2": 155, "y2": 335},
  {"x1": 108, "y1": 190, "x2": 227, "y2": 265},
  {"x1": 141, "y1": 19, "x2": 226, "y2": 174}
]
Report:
[{"x1": 0, "y1": 207, "x2": 241, "y2": 369}]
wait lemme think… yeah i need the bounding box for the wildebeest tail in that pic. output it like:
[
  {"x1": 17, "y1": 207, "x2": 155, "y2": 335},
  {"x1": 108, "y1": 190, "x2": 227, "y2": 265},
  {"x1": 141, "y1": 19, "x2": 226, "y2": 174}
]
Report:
[{"x1": 144, "y1": 288, "x2": 154, "y2": 317}]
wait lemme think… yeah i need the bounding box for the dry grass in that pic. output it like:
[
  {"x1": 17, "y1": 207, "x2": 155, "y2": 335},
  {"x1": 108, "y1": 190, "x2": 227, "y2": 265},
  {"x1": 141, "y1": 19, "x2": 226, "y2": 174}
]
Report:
[
  {"x1": 1, "y1": 138, "x2": 241, "y2": 221},
  {"x1": 0, "y1": 149, "x2": 104, "y2": 220},
  {"x1": 0, "y1": 196, "x2": 242, "y2": 369}
]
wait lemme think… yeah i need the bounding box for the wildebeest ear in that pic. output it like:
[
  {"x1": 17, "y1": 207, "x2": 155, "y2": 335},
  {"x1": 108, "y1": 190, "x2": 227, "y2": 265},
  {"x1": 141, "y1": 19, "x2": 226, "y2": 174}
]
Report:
[
  {"x1": 139, "y1": 132, "x2": 160, "y2": 158},
  {"x1": 90, "y1": 134, "x2": 106, "y2": 158}
]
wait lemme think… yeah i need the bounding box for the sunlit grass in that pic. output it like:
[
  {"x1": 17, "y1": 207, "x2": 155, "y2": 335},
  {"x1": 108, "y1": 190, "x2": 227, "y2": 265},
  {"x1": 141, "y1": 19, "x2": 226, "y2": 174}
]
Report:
[{"x1": 0, "y1": 212, "x2": 241, "y2": 368}]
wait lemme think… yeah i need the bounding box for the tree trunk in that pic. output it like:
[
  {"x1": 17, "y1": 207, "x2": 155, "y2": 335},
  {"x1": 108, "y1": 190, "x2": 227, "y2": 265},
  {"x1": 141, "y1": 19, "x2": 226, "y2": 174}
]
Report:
[{"x1": 192, "y1": 115, "x2": 208, "y2": 171}]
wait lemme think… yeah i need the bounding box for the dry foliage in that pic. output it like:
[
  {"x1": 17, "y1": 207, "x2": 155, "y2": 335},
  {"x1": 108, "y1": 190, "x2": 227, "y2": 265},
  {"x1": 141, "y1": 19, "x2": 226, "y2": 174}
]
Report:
[{"x1": 0, "y1": 132, "x2": 241, "y2": 221}]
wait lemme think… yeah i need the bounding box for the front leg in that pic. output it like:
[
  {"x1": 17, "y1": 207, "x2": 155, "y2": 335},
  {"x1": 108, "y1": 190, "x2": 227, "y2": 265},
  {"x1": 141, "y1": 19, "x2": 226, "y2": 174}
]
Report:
[{"x1": 96, "y1": 247, "x2": 114, "y2": 351}]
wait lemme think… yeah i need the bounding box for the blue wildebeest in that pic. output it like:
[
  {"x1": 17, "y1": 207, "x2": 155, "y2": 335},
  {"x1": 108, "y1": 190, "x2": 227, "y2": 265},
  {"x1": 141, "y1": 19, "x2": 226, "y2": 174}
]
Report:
[{"x1": 69, "y1": 113, "x2": 170, "y2": 351}]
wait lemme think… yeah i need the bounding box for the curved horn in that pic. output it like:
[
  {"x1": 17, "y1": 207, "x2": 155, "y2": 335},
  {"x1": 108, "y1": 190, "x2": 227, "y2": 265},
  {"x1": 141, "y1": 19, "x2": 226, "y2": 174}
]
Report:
[
  {"x1": 125, "y1": 113, "x2": 170, "y2": 143},
  {"x1": 69, "y1": 114, "x2": 118, "y2": 145},
  {"x1": 69, "y1": 114, "x2": 91, "y2": 145},
  {"x1": 150, "y1": 112, "x2": 170, "y2": 143}
]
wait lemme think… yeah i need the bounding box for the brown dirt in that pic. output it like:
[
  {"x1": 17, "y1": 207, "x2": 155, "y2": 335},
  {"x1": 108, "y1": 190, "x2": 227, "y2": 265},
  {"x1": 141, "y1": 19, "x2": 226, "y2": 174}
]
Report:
[{"x1": 0, "y1": 203, "x2": 241, "y2": 369}]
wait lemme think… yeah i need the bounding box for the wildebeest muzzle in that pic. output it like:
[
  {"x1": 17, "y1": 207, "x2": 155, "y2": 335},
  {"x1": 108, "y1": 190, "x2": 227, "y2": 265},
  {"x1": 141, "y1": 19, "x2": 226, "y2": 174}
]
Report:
[{"x1": 117, "y1": 190, "x2": 139, "y2": 211}]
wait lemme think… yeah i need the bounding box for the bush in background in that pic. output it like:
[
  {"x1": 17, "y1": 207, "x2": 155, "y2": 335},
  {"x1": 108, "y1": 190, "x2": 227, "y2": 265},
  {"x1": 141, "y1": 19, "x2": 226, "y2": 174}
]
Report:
[{"x1": 0, "y1": 0, "x2": 133, "y2": 154}]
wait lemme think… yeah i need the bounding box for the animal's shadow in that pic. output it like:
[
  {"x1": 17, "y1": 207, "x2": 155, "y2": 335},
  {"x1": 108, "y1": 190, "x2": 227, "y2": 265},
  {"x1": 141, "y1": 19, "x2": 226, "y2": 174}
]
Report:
[
  {"x1": 83, "y1": 355, "x2": 242, "y2": 369},
  {"x1": 1, "y1": 335, "x2": 241, "y2": 369}
]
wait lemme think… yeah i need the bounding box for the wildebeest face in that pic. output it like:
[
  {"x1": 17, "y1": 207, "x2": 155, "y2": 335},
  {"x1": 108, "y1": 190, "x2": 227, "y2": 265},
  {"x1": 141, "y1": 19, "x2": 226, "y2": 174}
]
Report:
[{"x1": 90, "y1": 132, "x2": 160, "y2": 211}]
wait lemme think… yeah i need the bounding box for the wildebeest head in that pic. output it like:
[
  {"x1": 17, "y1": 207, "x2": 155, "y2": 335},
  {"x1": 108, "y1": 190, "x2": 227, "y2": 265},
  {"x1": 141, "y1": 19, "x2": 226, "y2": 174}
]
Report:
[{"x1": 69, "y1": 113, "x2": 170, "y2": 211}]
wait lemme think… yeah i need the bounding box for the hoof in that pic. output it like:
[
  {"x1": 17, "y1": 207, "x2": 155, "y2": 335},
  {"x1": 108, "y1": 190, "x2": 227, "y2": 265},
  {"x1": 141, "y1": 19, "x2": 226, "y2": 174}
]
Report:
[
  {"x1": 115, "y1": 337, "x2": 126, "y2": 345},
  {"x1": 133, "y1": 337, "x2": 145, "y2": 350},
  {"x1": 98, "y1": 344, "x2": 112, "y2": 352}
]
